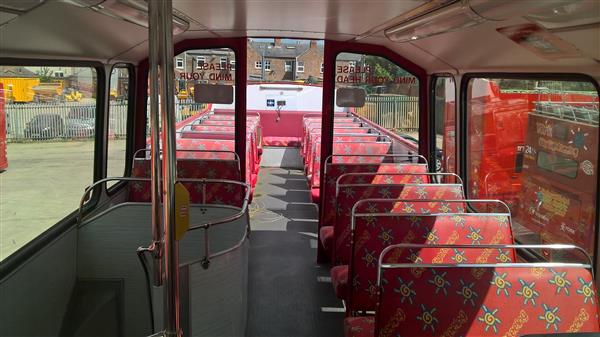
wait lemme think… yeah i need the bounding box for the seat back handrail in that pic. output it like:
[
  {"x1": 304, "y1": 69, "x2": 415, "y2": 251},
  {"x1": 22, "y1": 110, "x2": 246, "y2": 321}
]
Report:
[
  {"x1": 377, "y1": 243, "x2": 594, "y2": 285},
  {"x1": 325, "y1": 154, "x2": 428, "y2": 167},
  {"x1": 336, "y1": 171, "x2": 462, "y2": 185},
  {"x1": 352, "y1": 198, "x2": 511, "y2": 221}
]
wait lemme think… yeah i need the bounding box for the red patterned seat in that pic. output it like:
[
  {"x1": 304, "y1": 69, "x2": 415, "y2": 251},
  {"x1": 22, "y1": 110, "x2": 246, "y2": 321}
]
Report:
[
  {"x1": 129, "y1": 158, "x2": 244, "y2": 206},
  {"x1": 317, "y1": 164, "x2": 429, "y2": 259},
  {"x1": 331, "y1": 184, "x2": 465, "y2": 265},
  {"x1": 345, "y1": 211, "x2": 514, "y2": 312},
  {"x1": 344, "y1": 316, "x2": 375, "y2": 337},
  {"x1": 374, "y1": 263, "x2": 600, "y2": 336},
  {"x1": 308, "y1": 141, "x2": 392, "y2": 189},
  {"x1": 331, "y1": 264, "x2": 349, "y2": 299},
  {"x1": 175, "y1": 138, "x2": 256, "y2": 187}
]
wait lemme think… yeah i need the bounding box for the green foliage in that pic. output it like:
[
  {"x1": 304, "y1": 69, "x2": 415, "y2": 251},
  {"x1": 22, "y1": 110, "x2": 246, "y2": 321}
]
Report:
[{"x1": 36, "y1": 67, "x2": 53, "y2": 83}]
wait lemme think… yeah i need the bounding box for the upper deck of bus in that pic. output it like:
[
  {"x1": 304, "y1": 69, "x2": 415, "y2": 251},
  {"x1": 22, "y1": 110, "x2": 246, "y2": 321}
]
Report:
[{"x1": 0, "y1": 1, "x2": 599, "y2": 337}]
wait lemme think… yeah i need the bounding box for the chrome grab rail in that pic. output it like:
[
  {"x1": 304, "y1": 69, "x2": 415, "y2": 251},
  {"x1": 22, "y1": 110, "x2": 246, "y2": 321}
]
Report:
[
  {"x1": 178, "y1": 178, "x2": 250, "y2": 269},
  {"x1": 324, "y1": 153, "x2": 428, "y2": 169},
  {"x1": 131, "y1": 148, "x2": 241, "y2": 174},
  {"x1": 78, "y1": 176, "x2": 250, "y2": 270},
  {"x1": 352, "y1": 198, "x2": 511, "y2": 218},
  {"x1": 336, "y1": 171, "x2": 462, "y2": 185},
  {"x1": 377, "y1": 243, "x2": 594, "y2": 286},
  {"x1": 78, "y1": 177, "x2": 150, "y2": 225}
]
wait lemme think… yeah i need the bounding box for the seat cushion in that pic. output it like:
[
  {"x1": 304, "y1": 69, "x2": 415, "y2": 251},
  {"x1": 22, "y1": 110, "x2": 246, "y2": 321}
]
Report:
[
  {"x1": 319, "y1": 226, "x2": 334, "y2": 258},
  {"x1": 330, "y1": 264, "x2": 348, "y2": 299},
  {"x1": 263, "y1": 136, "x2": 301, "y2": 147},
  {"x1": 344, "y1": 317, "x2": 375, "y2": 337},
  {"x1": 310, "y1": 188, "x2": 320, "y2": 204}
]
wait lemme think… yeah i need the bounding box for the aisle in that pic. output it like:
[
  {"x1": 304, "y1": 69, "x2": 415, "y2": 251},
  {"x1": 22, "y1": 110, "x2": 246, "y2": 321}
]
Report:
[{"x1": 246, "y1": 167, "x2": 344, "y2": 337}]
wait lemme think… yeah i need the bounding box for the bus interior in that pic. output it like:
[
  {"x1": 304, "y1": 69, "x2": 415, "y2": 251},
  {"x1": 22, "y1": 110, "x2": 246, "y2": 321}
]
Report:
[{"x1": 0, "y1": 1, "x2": 599, "y2": 336}]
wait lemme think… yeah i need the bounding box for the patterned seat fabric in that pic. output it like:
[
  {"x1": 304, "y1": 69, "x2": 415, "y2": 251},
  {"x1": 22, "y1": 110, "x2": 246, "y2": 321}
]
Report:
[
  {"x1": 347, "y1": 213, "x2": 515, "y2": 312},
  {"x1": 332, "y1": 184, "x2": 465, "y2": 265},
  {"x1": 321, "y1": 164, "x2": 429, "y2": 229},
  {"x1": 175, "y1": 138, "x2": 256, "y2": 187},
  {"x1": 262, "y1": 136, "x2": 302, "y2": 147},
  {"x1": 309, "y1": 141, "x2": 392, "y2": 189},
  {"x1": 331, "y1": 264, "x2": 349, "y2": 299},
  {"x1": 129, "y1": 158, "x2": 244, "y2": 207},
  {"x1": 319, "y1": 226, "x2": 334, "y2": 256},
  {"x1": 344, "y1": 316, "x2": 375, "y2": 337},
  {"x1": 376, "y1": 266, "x2": 600, "y2": 336}
]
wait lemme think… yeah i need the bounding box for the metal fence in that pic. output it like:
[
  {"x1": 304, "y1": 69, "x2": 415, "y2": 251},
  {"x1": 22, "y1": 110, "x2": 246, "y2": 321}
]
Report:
[
  {"x1": 355, "y1": 95, "x2": 419, "y2": 132},
  {"x1": 5, "y1": 100, "x2": 203, "y2": 142}
]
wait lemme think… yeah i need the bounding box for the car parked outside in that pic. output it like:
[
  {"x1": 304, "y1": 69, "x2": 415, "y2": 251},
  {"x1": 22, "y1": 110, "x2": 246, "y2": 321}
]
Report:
[
  {"x1": 24, "y1": 114, "x2": 64, "y2": 139},
  {"x1": 66, "y1": 106, "x2": 95, "y2": 138}
]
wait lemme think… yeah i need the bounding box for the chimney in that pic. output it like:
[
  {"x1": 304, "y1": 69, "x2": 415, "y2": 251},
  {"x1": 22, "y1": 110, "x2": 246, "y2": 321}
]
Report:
[
  {"x1": 309, "y1": 40, "x2": 317, "y2": 49},
  {"x1": 274, "y1": 38, "x2": 282, "y2": 46}
]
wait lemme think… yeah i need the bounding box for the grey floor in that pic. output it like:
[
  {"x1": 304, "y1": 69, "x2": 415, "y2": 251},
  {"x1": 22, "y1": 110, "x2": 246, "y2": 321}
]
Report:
[{"x1": 246, "y1": 167, "x2": 344, "y2": 337}]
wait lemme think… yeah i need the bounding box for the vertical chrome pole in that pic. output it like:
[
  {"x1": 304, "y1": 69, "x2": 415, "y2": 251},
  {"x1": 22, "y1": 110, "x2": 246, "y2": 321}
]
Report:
[
  {"x1": 156, "y1": 0, "x2": 181, "y2": 335},
  {"x1": 148, "y1": 0, "x2": 163, "y2": 288}
]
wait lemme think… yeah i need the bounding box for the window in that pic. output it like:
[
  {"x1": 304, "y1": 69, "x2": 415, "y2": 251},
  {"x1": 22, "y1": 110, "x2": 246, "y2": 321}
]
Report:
[
  {"x1": 54, "y1": 71, "x2": 64, "y2": 78},
  {"x1": 220, "y1": 57, "x2": 227, "y2": 69},
  {"x1": 107, "y1": 66, "x2": 130, "y2": 186},
  {"x1": 433, "y1": 76, "x2": 456, "y2": 174},
  {"x1": 255, "y1": 61, "x2": 262, "y2": 69},
  {"x1": 0, "y1": 65, "x2": 98, "y2": 261},
  {"x1": 264, "y1": 60, "x2": 271, "y2": 71},
  {"x1": 466, "y1": 77, "x2": 599, "y2": 259},
  {"x1": 335, "y1": 52, "x2": 420, "y2": 143},
  {"x1": 320, "y1": 63, "x2": 324, "y2": 74},
  {"x1": 537, "y1": 151, "x2": 578, "y2": 178},
  {"x1": 230, "y1": 60, "x2": 236, "y2": 70},
  {"x1": 296, "y1": 61, "x2": 304, "y2": 73},
  {"x1": 176, "y1": 58, "x2": 184, "y2": 69},
  {"x1": 285, "y1": 61, "x2": 292, "y2": 72},
  {"x1": 196, "y1": 56, "x2": 206, "y2": 68}
]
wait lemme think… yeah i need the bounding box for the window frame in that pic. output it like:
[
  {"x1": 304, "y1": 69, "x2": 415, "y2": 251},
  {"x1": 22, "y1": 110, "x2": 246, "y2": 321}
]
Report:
[
  {"x1": 0, "y1": 57, "x2": 106, "y2": 277},
  {"x1": 175, "y1": 58, "x2": 184, "y2": 69},
  {"x1": 264, "y1": 60, "x2": 271, "y2": 71},
  {"x1": 220, "y1": 57, "x2": 227, "y2": 69},
  {"x1": 430, "y1": 73, "x2": 457, "y2": 174},
  {"x1": 107, "y1": 63, "x2": 136, "y2": 195},
  {"x1": 296, "y1": 61, "x2": 305, "y2": 73},
  {"x1": 255, "y1": 61, "x2": 262, "y2": 69},
  {"x1": 460, "y1": 72, "x2": 600, "y2": 266},
  {"x1": 196, "y1": 56, "x2": 206, "y2": 68}
]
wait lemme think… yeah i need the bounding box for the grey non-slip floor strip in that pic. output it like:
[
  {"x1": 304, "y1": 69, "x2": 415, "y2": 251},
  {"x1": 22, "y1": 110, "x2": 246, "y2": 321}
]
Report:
[{"x1": 247, "y1": 167, "x2": 344, "y2": 337}]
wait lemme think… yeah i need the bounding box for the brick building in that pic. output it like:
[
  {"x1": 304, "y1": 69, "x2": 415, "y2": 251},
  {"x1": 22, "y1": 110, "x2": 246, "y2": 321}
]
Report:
[{"x1": 173, "y1": 40, "x2": 363, "y2": 90}]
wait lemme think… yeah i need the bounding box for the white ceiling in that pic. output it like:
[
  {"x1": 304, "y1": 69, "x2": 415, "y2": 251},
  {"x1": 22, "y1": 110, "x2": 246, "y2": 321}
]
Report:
[{"x1": 0, "y1": 0, "x2": 598, "y2": 78}]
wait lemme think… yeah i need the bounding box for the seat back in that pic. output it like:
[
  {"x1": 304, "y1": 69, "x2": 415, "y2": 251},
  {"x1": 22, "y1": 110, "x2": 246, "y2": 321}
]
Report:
[
  {"x1": 334, "y1": 183, "x2": 465, "y2": 264},
  {"x1": 376, "y1": 259, "x2": 599, "y2": 336},
  {"x1": 349, "y1": 210, "x2": 514, "y2": 312},
  {"x1": 309, "y1": 141, "x2": 392, "y2": 188},
  {"x1": 321, "y1": 163, "x2": 429, "y2": 229}
]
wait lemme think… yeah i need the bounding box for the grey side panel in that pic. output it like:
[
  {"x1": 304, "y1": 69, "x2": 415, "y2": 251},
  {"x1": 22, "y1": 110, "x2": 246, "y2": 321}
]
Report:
[
  {"x1": 0, "y1": 228, "x2": 77, "y2": 336},
  {"x1": 77, "y1": 203, "x2": 247, "y2": 337},
  {"x1": 187, "y1": 241, "x2": 248, "y2": 337}
]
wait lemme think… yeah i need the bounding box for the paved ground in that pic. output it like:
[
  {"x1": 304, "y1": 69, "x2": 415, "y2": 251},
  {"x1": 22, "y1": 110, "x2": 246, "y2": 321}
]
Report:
[{"x1": 0, "y1": 139, "x2": 125, "y2": 260}]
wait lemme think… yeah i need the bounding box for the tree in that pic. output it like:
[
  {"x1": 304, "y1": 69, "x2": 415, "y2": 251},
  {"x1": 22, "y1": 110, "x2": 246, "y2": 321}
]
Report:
[{"x1": 36, "y1": 67, "x2": 53, "y2": 82}]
